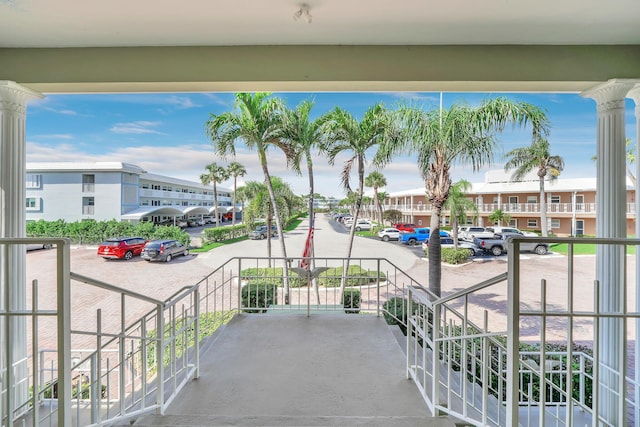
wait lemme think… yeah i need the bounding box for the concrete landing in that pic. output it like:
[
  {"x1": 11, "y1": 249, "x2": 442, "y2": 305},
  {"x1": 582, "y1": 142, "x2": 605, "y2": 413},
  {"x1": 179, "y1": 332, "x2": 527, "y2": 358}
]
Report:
[{"x1": 131, "y1": 313, "x2": 454, "y2": 426}]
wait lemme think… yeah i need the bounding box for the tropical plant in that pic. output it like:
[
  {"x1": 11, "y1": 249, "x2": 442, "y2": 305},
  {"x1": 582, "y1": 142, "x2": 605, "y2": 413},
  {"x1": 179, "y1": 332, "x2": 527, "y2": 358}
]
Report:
[
  {"x1": 443, "y1": 179, "x2": 477, "y2": 248},
  {"x1": 383, "y1": 209, "x2": 402, "y2": 224},
  {"x1": 227, "y1": 162, "x2": 246, "y2": 227},
  {"x1": 504, "y1": 138, "x2": 564, "y2": 237},
  {"x1": 376, "y1": 97, "x2": 549, "y2": 296},
  {"x1": 206, "y1": 92, "x2": 295, "y2": 302},
  {"x1": 200, "y1": 162, "x2": 230, "y2": 226},
  {"x1": 365, "y1": 171, "x2": 387, "y2": 224},
  {"x1": 489, "y1": 208, "x2": 512, "y2": 226},
  {"x1": 322, "y1": 104, "x2": 398, "y2": 295}
]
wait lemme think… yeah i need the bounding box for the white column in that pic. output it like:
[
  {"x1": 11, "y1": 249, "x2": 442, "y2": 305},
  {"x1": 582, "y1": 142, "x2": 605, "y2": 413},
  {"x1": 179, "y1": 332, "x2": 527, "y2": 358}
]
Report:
[
  {"x1": 0, "y1": 81, "x2": 43, "y2": 410},
  {"x1": 582, "y1": 79, "x2": 637, "y2": 425},
  {"x1": 628, "y1": 83, "x2": 640, "y2": 425}
]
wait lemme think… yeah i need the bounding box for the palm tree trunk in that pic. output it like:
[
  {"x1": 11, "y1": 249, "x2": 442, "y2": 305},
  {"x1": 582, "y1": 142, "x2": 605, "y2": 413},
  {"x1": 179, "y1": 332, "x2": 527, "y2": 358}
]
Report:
[
  {"x1": 539, "y1": 176, "x2": 548, "y2": 237},
  {"x1": 231, "y1": 177, "x2": 237, "y2": 227},
  {"x1": 341, "y1": 157, "x2": 364, "y2": 297},
  {"x1": 259, "y1": 149, "x2": 289, "y2": 304},
  {"x1": 307, "y1": 153, "x2": 320, "y2": 305},
  {"x1": 429, "y1": 204, "x2": 443, "y2": 297},
  {"x1": 213, "y1": 182, "x2": 220, "y2": 228}
]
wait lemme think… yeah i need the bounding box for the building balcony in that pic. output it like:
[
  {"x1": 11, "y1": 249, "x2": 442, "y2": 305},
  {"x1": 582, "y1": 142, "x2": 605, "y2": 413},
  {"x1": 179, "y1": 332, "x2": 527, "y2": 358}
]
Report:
[{"x1": 382, "y1": 202, "x2": 635, "y2": 216}]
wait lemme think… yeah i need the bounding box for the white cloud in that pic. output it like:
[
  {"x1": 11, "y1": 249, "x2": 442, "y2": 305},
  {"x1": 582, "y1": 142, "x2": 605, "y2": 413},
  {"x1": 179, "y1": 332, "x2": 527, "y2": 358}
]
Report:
[{"x1": 110, "y1": 121, "x2": 164, "y2": 134}]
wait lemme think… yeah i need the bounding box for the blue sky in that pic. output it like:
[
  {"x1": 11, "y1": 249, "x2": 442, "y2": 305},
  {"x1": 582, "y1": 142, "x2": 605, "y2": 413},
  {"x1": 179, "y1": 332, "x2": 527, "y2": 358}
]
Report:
[{"x1": 25, "y1": 92, "x2": 637, "y2": 198}]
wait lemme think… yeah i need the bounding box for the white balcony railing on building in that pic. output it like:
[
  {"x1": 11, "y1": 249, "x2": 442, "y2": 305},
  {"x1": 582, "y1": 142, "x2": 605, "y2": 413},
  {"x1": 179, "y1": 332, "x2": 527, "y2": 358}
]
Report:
[{"x1": 381, "y1": 202, "x2": 634, "y2": 215}]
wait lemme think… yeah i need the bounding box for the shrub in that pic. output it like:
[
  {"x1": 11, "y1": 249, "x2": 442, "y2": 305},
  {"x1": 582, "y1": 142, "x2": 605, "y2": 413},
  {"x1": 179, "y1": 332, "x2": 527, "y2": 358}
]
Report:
[
  {"x1": 317, "y1": 265, "x2": 386, "y2": 288},
  {"x1": 382, "y1": 297, "x2": 418, "y2": 334},
  {"x1": 342, "y1": 288, "x2": 361, "y2": 314},
  {"x1": 441, "y1": 248, "x2": 472, "y2": 264},
  {"x1": 241, "y1": 283, "x2": 278, "y2": 313},
  {"x1": 201, "y1": 224, "x2": 247, "y2": 243},
  {"x1": 240, "y1": 267, "x2": 306, "y2": 288}
]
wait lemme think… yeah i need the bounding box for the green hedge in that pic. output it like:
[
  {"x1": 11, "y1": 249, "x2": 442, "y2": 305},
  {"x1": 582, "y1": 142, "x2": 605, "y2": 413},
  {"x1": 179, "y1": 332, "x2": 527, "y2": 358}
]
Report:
[
  {"x1": 26, "y1": 219, "x2": 191, "y2": 246},
  {"x1": 382, "y1": 297, "x2": 418, "y2": 335},
  {"x1": 241, "y1": 267, "x2": 306, "y2": 288},
  {"x1": 241, "y1": 283, "x2": 278, "y2": 313},
  {"x1": 342, "y1": 288, "x2": 361, "y2": 314},
  {"x1": 201, "y1": 224, "x2": 248, "y2": 243},
  {"x1": 317, "y1": 265, "x2": 386, "y2": 288}
]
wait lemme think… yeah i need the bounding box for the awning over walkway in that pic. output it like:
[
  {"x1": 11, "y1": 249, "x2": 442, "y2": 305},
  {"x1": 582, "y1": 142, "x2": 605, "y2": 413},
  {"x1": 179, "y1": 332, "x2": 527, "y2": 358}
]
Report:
[
  {"x1": 182, "y1": 206, "x2": 210, "y2": 215},
  {"x1": 121, "y1": 206, "x2": 184, "y2": 220}
]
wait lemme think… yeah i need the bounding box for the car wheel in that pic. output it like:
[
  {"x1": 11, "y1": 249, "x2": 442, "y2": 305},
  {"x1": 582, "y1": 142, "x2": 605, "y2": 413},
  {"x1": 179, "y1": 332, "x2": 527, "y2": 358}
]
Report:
[
  {"x1": 184, "y1": 249, "x2": 190, "y2": 256},
  {"x1": 534, "y1": 245, "x2": 548, "y2": 255},
  {"x1": 260, "y1": 234, "x2": 265, "y2": 240},
  {"x1": 124, "y1": 250, "x2": 134, "y2": 261},
  {"x1": 382, "y1": 235, "x2": 390, "y2": 242},
  {"x1": 43, "y1": 243, "x2": 53, "y2": 250},
  {"x1": 165, "y1": 254, "x2": 172, "y2": 263},
  {"x1": 467, "y1": 249, "x2": 475, "y2": 257},
  {"x1": 356, "y1": 227, "x2": 361, "y2": 231},
  {"x1": 491, "y1": 246, "x2": 503, "y2": 256},
  {"x1": 408, "y1": 238, "x2": 417, "y2": 246}
]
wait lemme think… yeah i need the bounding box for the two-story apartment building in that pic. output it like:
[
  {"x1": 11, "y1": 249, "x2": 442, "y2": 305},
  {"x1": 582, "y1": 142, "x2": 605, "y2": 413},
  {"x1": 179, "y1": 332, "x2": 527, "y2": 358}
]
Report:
[
  {"x1": 381, "y1": 170, "x2": 636, "y2": 236},
  {"x1": 25, "y1": 162, "x2": 234, "y2": 224}
]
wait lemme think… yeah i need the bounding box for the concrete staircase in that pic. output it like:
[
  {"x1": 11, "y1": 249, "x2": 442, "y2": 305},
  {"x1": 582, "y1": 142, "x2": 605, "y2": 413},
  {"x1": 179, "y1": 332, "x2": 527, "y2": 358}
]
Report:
[{"x1": 122, "y1": 313, "x2": 456, "y2": 427}]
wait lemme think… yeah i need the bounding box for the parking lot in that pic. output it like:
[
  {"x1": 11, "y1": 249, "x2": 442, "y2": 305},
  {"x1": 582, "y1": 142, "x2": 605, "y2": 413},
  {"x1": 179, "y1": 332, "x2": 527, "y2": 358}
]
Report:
[{"x1": 25, "y1": 214, "x2": 630, "y2": 345}]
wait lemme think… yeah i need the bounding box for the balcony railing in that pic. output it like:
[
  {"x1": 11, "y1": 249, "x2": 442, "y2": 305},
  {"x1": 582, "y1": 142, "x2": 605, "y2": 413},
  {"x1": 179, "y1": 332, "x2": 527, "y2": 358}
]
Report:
[
  {"x1": 381, "y1": 202, "x2": 635, "y2": 215},
  {"x1": 3, "y1": 237, "x2": 640, "y2": 426}
]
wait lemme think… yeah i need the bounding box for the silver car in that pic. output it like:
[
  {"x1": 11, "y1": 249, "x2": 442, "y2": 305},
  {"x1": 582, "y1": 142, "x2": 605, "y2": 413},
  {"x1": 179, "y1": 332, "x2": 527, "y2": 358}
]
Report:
[{"x1": 141, "y1": 239, "x2": 190, "y2": 262}]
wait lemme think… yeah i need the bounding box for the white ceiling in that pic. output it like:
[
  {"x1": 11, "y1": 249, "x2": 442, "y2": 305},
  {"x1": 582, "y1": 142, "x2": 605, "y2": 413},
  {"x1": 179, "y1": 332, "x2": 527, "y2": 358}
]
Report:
[{"x1": 1, "y1": 0, "x2": 639, "y2": 48}]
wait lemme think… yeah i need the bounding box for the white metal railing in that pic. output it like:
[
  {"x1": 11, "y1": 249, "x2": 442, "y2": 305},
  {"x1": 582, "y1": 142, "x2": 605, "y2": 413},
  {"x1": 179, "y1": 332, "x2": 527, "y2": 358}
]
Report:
[
  {"x1": 1, "y1": 246, "x2": 423, "y2": 427},
  {"x1": 404, "y1": 236, "x2": 640, "y2": 426},
  {"x1": 382, "y1": 202, "x2": 635, "y2": 215}
]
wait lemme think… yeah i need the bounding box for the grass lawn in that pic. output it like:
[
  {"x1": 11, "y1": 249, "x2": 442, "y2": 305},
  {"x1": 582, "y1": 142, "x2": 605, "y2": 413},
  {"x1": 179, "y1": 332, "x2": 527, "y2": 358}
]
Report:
[
  {"x1": 191, "y1": 218, "x2": 305, "y2": 253},
  {"x1": 550, "y1": 243, "x2": 636, "y2": 255}
]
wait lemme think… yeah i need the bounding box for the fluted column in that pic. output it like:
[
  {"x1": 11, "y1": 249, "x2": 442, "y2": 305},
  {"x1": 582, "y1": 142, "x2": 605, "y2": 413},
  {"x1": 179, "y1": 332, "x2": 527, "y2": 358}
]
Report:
[
  {"x1": 0, "y1": 81, "x2": 43, "y2": 409},
  {"x1": 582, "y1": 79, "x2": 637, "y2": 425},
  {"x1": 628, "y1": 83, "x2": 640, "y2": 425}
]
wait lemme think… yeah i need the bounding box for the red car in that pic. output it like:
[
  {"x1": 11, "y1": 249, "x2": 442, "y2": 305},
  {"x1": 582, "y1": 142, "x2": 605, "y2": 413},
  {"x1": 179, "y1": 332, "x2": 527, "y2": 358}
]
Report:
[
  {"x1": 393, "y1": 223, "x2": 417, "y2": 233},
  {"x1": 97, "y1": 237, "x2": 148, "y2": 260}
]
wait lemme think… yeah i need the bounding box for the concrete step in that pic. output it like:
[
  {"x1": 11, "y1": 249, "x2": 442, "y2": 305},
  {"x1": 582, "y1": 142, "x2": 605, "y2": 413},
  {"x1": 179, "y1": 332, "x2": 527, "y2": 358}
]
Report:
[{"x1": 127, "y1": 414, "x2": 456, "y2": 426}]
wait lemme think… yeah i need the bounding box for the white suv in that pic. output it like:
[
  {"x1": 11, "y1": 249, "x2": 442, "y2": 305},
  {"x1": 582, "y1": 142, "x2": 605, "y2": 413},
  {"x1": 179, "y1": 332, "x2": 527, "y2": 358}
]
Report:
[
  {"x1": 486, "y1": 226, "x2": 538, "y2": 236},
  {"x1": 351, "y1": 219, "x2": 372, "y2": 231}
]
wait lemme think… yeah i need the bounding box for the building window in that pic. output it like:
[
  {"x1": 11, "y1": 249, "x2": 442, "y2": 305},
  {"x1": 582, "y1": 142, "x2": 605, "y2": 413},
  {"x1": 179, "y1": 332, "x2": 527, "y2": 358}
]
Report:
[
  {"x1": 527, "y1": 196, "x2": 537, "y2": 204},
  {"x1": 152, "y1": 200, "x2": 160, "y2": 206},
  {"x1": 26, "y1": 174, "x2": 42, "y2": 189},
  {"x1": 152, "y1": 184, "x2": 161, "y2": 190},
  {"x1": 82, "y1": 174, "x2": 95, "y2": 192},
  {"x1": 527, "y1": 219, "x2": 538, "y2": 228},
  {"x1": 82, "y1": 197, "x2": 95, "y2": 215},
  {"x1": 26, "y1": 197, "x2": 40, "y2": 210},
  {"x1": 551, "y1": 219, "x2": 560, "y2": 229},
  {"x1": 550, "y1": 195, "x2": 560, "y2": 203}
]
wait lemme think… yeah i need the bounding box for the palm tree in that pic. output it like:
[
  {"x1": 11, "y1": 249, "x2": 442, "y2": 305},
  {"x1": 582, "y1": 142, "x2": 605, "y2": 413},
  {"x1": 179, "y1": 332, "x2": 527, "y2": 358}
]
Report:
[
  {"x1": 281, "y1": 99, "x2": 327, "y2": 262},
  {"x1": 365, "y1": 171, "x2": 387, "y2": 225},
  {"x1": 504, "y1": 138, "x2": 564, "y2": 237},
  {"x1": 322, "y1": 104, "x2": 398, "y2": 295},
  {"x1": 377, "y1": 97, "x2": 549, "y2": 296},
  {"x1": 200, "y1": 162, "x2": 230, "y2": 226},
  {"x1": 489, "y1": 208, "x2": 512, "y2": 226},
  {"x1": 206, "y1": 92, "x2": 295, "y2": 302},
  {"x1": 227, "y1": 162, "x2": 246, "y2": 227},
  {"x1": 443, "y1": 179, "x2": 477, "y2": 248}
]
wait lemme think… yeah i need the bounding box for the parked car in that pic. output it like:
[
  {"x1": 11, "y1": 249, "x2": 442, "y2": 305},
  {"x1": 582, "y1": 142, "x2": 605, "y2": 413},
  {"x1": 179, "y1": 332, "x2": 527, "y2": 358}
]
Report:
[
  {"x1": 26, "y1": 242, "x2": 53, "y2": 251},
  {"x1": 399, "y1": 228, "x2": 450, "y2": 246},
  {"x1": 393, "y1": 223, "x2": 417, "y2": 233},
  {"x1": 141, "y1": 239, "x2": 190, "y2": 262},
  {"x1": 422, "y1": 237, "x2": 481, "y2": 256},
  {"x1": 98, "y1": 237, "x2": 148, "y2": 260},
  {"x1": 378, "y1": 228, "x2": 401, "y2": 241},
  {"x1": 459, "y1": 226, "x2": 495, "y2": 241},
  {"x1": 485, "y1": 226, "x2": 538, "y2": 237},
  {"x1": 248, "y1": 225, "x2": 278, "y2": 240},
  {"x1": 473, "y1": 233, "x2": 549, "y2": 256},
  {"x1": 351, "y1": 219, "x2": 372, "y2": 231}
]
